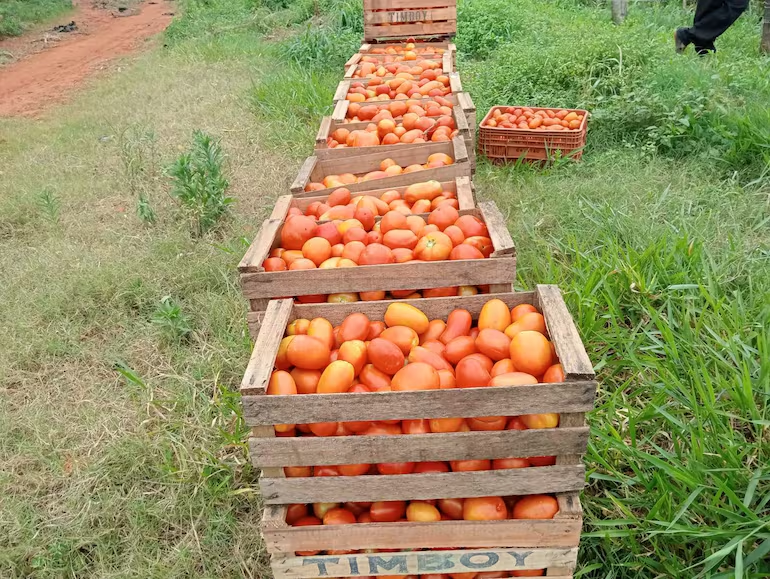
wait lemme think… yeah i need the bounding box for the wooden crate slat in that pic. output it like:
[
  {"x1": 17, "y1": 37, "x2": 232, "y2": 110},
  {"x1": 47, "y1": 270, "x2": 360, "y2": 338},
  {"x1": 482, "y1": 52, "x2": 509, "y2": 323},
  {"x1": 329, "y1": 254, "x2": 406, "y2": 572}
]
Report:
[
  {"x1": 287, "y1": 291, "x2": 534, "y2": 326},
  {"x1": 365, "y1": 21, "x2": 457, "y2": 41},
  {"x1": 260, "y1": 465, "x2": 585, "y2": 504},
  {"x1": 238, "y1": 219, "x2": 281, "y2": 272},
  {"x1": 364, "y1": 7, "x2": 457, "y2": 25},
  {"x1": 242, "y1": 380, "x2": 595, "y2": 425},
  {"x1": 249, "y1": 426, "x2": 588, "y2": 467},
  {"x1": 240, "y1": 299, "x2": 293, "y2": 395},
  {"x1": 479, "y1": 201, "x2": 515, "y2": 256},
  {"x1": 536, "y1": 285, "x2": 595, "y2": 379},
  {"x1": 239, "y1": 255, "x2": 514, "y2": 300},
  {"x1": 364, "y1": 0, "x2": 456, "y2": 10},
  {"x1": 270, "y1": 547, "x2": 578, "y2": 578}
]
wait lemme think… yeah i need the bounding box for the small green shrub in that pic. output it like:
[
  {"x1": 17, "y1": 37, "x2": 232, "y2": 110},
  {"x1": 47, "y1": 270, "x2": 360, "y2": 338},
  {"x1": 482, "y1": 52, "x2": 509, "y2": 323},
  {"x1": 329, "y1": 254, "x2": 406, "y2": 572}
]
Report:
[
  {"x1": 38, "y1": 189, "x2": 60, "y2": 224},
  {"x1": 167, "y1": 130, "x2": 232, "y2": 237},
  {"x1": 151, "y1": 296, "x2": 193, "y2": 344}
]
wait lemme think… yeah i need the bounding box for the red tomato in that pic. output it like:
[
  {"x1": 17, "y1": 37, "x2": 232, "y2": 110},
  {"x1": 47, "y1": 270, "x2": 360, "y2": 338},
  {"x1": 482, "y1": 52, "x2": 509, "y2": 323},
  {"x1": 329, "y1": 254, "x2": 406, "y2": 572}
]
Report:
[
  {"x1": 323, "y1": 508, "x2": 357, "y2": 525},
  {"x1": 414, "y1": 231, "x2": 452, "y2": 261},
  {"x1": 340, "y1": 312, "x2": 371, "y2": 342},
  {"x1": 377, "y1": 462, "x2": 415, "y2": 475},
  {"x1": 391, "y1": 362, "x2": 440, "y2": 391},
  {"x1": 475, "y1": 328, "x2": 512, "y2": 361},
  {"x1": 529, "y1": 456, "x2": 557, "y2": 466},
  {"x1": 263, "y1": 257, "x2": 287, "y2": 271},
  {"x1": 413, "y1": 461, "x2": 449, "y2": 473},
  {"x1": 462, "y1": 496, "x2": 507, "y2": 520},
  {"x1": 450, "y1": 459, "x2": 491, "y2": 472},
  {"x1": 337, "y1": 463, "x2": 371, "y2": 476},
  {"x1": 455, "y1": 356, "x2": 491, "y2": 388},
  {"x1": 444, "y1": 336, "x2": 478, "y2": 365},
  {"x1": 369, "y1": 501, "x2": 407, "y2": 522},
  {"x1": 438, "y1": 498, "x2": 464, "y2": 519},
  {"x1": 512, "y1": 495, "x2": 559, "y2": 519},
  {"x1": 439, "y1": 309, "x2": 472, "y2": 344},
  {"x1": 402, "y1": 419, "x2": 431, "y2": 434},
  {"x1": 493, "y1": 457, "x2": 531, "y2": 469},
  {"x1": 286, "y1": 504, "x2": 308, "y2": 524},
  {"x1": 367, "y1": 338, "x2": 405, "y2": 375},
  {"x1": 281, "y1": 215, "x2": 317, "y2": 250}
]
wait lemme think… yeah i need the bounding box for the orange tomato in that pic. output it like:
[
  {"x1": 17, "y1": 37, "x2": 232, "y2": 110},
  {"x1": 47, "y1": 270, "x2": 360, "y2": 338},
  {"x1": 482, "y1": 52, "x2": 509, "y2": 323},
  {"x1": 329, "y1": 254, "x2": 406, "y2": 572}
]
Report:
[
  {"x1": 414, "y1": 231, "x2": 452, "y2": 261},
  {"x1": 443, "y1": 225, "x2": 465, "y2": 246},
  {"x1": 290, "y1": 368, "x2": 321, "y2": 394},
  {"x1": 449, "y1": 244, "x2": 484, "y2": 260},
  {"x1": 370, "y1": 501, "x2": 407, "y2": 522},
  {"x1": 392, "y1": 248, "x2": 414, "y2": 263},
  {"x1": 478, "y1": 299, "x2": 512, "y2": 331},
  {"x1": 414, "y1": 461, "x2": 449, "y2": 473},
  {"x1": 438, "y1": 498, "x2": 464, "y2": 519},
  {"x1": 287, "y1": 319, "x2": 310, "y2": 336},
  {"x1": 380, "y1": 210, "x2": 408, "y2": 234},
  {"x1": 455, "y1": 356, "x2": 492, "y2": 388},
  {"x1": 338, "y1": 340, "x2": 368, "y2": 376},
  {"x1": 359, "y1": 243, "x2": 395, "y2": 265},
  {"x1": 363, "y1": 421, "x2": 402, "y2": 436},
  {"x1": 466, "y1": 416, "x2": 507, "y2": 431},
  {"x1": 359, "y1": 364, "x2": 392, "y2": 391},
  {"x1": 286, "y1": 335, "x2": 330, "y2": 370},
  {"x1": 274, "y1": 336, "x2": 294, "y2": 370},
  {"x1": 475, "y1": 328, "x2": 512, "y2": 361},
  {"x1": 491, "y1": 358, "x2": 515, "y2": 376},
  {"x1": 263, "y1": 257, "x2": 287, "y2": 271},
  {"x1": 406, "y1": 502, "x2": 441, "y2": 522},
  {"x1": 437, "y1": 368, "x2": 456, "y2": 389},
  {"x1": 488, "y1": 371, "x2": 538, "y2": 387},
  {"x1": 542, "y1": 363, "x2": 565, "y2": 383},
  {"x1": 391, "y1": 362, "x2": 440, "y2": 391},
  {"x1": 284, "y1": 466, "x2": 312, "y2": 477},
  {"x1": 402, "y1": 419, "x2": 431, "y2": 434},
  {"x1": 422, "y1": 286, "x2": 458, "y2": 298},
  {"x1": 290, "y1": 258, "x2": 316, "y2": 270},
  {"x1": 509, "y1": 331, "x2": 553, "y2": 377},
  {"x1": 302, "y1": 237, "x2": 332, "y2": 267},
  {"x1": 419, "y1": 319, "x2": 446, "y2": 343},
  {"x1": 463, "y1": 496, "x2": 507, "y2": 520},
  {"x1": 337, "y1": 463, "x2": 370, "y2": 476},
  {"x1": 429, "y1": 417, "x2": 465, "y2": 433},
  {"x1": 361, "y1": 290, "x2": 388, "y2": 302},
  {"x1": 444, "y1": 336, "x2": 478, "y2": 365},
  {"x1": 407, "y1": 346, "x2": 453, "y2": 372},
  {"x1": 341, "y1": 240, "x2": 366, "y2": 263},
  {"x1": 521, "y1": 413, "x2": 560, "y2": 429},
  {"x1": 340, "y1": 312, "x2": 371, "y2": 342},
  {"x1": 309, "y1": 422, "x2": 339, "y2": 437},
  {"x1": 493, "y1": 457, "x2": 531, "y2": 469},
  {"x1": 512, "y1": 495, "x2": 559, "y2": 519},
  {"x1": 308, "y1": 318, "x2": 335, "y2": 350},
  {"x1": 439, "y1": 309, "x2": 472, "y2": 344},
  {"x1": 380, "y1": 326, "x2": 420, "y2": 355},
  {"x1": 504, "y1": 312, "x2": 547, "y2": 338},
  {"x1": 450, "y1": 459, "x2": 491, "y2": 472},
  {"x1": 428, "y1": 204, "x2": 460, "y2": 231},
  {"x1": 421, "y1": 339, "x2": 446, "y2": 356},
  {"x1": 511, "y1": 303, "x2": 538, "y2": 321},
  {"x1": 327, "y1": 187, "x2": 351, "y2": 206},
  {"x1": 323, "y1": 508, "x2": 357, "y2": 525},
  {"x1": 383, "y1": 229, "x2": 419, "y2": 250},
  {"x1": 377, "y1": 461, "x2": 415, "y2": 475},
  {"x1": 281, "y1": 215, "x2": 317, "y2": 250},
  {"x1": 385, "y1": 303, "x2": 430, "y2": 334},
  {"x1": 368, "y1": 320, "x2": 386, "y2": 339},
  {"x1": 454, "y1": 215, "x2": 488, "y2": 238},
  {"x1": 367, "y1": 338, "x2": 406, "y2": 375},
  {"x1": 507, "y1": 416, "x2": 528, "y2": 430}
]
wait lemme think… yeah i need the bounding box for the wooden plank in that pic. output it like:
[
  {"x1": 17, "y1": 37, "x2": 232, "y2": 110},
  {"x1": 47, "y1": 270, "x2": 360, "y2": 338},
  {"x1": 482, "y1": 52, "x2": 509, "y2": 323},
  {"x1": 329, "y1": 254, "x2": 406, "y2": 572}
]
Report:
[
  {"x1": 263, "y1": 492, "x2": 581, "y2": 552},
  {"x1": 310, "y1": 140, "x2": 457, "y2": 177},
  {"x1": 364, "y1": 0, "x2": 456, "y2": 9},
  {"x1": 343, "y1": 64, "x2": 356, "y2": 79},
  {"x1": 246, "y1": 310, "x2": 264, "y2": 342},
  {"x1": 270, "y1": 548, "x2": 578, "y2": 578},
  {"x1": 242, "y1": 381, "x2": 596, "y2": 425},
  {"x1": 332, "y1": 99, "x2": 348, "y2": 123},
  {"x1": 345, "y1": 53, "x2": 362, "y2": 68},
  {"x1": 289, "y1": 291, "x2": 536, "y2": 326},
  {"x1": 316, "y1": 116, "x2": 332, "y2": 146},
  {"x1": 365, "y1": 21, "x2": 457, "y2": 41},
  {"x1": 536, "y1": 285, "x2": 594, "y2": 379},
  {"x1": 249, "y1": 426, "x2": 589, "y2": 467},
  {"x1": 449, "y1": 72, "x2": 463, "y2": 94},
  {"x1": 237, "y1": 219, "x2": 281, "y2": 273},
  {"x1": 239, "y1": 255, "x2": 514, "y2": 299},
  {"x1": 479, "y1": 201, "x2": 515, "y2": 257},
  {"x1": 443, "y1": 50, "x2": 453, "y2": 72},
  {"x1": 252, "y1": 426, "x2": 283, "y2": 478},
  {"x1": 315, "y1": 137, "x2": 460, "y2": 163},
  {"x1": 268, "y1": 195, "x2": 293, "y2": 222},
  {"x1": 365, "y1": 7, "x2": 457, "y2": 25},
  {"x1": 290, "y1": 156, "x2": 318, "y2": 194},
  {"x1": 455, "y1": 175, "x2": 474, "y2": 210},
  {"x1": 453, "y1": 105, "x2": 470, "y2": 134},
  {"x1": 240, "y1": 299, "x2": 293, "y2": 395},
  {"x1": 260, "y1": 465, "x2": 585, "y2": 504}
]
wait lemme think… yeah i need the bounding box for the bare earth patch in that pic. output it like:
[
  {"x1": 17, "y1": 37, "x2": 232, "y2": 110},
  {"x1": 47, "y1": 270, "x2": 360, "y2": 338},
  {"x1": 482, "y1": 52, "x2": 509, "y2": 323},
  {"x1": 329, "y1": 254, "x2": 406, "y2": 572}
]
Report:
[{"x1": 0, "y1": 0, "x2": 175, "y2": 117}]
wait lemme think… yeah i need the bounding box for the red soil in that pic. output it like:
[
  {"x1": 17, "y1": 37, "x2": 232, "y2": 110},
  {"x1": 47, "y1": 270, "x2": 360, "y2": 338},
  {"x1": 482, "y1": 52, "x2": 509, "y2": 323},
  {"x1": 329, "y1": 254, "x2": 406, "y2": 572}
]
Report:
[{"x1": 0, "y1": 0, "x2": 175, "y2": 117}]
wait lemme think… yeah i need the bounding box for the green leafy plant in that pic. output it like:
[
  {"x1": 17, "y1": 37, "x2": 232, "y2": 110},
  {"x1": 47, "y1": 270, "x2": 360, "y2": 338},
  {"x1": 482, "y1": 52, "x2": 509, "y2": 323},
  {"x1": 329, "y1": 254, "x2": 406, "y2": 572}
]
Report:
[
  {"x1": 151, "y1": 296, "x2": 193, "y2": 344},
  {"x1": 167, "y1": 130, "x2": 232, "y2": 237},
  {"x1": 136, "y1": 194, "x2": 157, "y2": 225},
  {"x1": 38, "y1": 188, "x2": 60, "y2": 224}
]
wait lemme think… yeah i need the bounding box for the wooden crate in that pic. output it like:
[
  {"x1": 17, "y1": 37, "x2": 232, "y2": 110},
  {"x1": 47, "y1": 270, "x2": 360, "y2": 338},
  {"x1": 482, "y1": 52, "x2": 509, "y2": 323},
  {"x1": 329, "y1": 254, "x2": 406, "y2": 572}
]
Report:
[
  {"x1": 363, "y1": 0, "x2": 457, "y2": 43},
  {"x1": 345, "y1": 41, "x2": 456, "y2": 70},
  {"x1": 289, "y1": 136, "x2": 470, "y2": 199},
  {"x1": 343, "y1": 51, "x2": 453, "y2": 80},
  {"x1": 335, "y1": 71, "x2": 463, "y2": 97},
  {"x1": 316, "y1": 104, "x2": 474, "y2": 168},
  {"x1": 243, "y1": 286, "x2": 595, "y2": 577},
  {"x1": 238, "y1": 200, "x2": 514, "y2": 339}
]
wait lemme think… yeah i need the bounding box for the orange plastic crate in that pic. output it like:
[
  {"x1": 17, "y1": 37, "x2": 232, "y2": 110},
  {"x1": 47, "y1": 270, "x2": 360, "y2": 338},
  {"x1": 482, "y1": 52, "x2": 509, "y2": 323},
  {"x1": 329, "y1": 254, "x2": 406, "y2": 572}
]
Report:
[{"x1": 478, "y1": 105, "x2": 588, "y2": 162}]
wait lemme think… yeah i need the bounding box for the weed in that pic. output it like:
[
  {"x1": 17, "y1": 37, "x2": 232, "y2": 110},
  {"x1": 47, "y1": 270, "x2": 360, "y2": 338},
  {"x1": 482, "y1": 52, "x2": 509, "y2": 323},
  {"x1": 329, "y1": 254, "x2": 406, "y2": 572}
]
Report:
[
  {"x1": 37, "y1": 188, "x2": 60, "y2": 224},
  {"x1": 167, "y1": 130, "x2": 233, "y2": 237},
  {"x1": 136, "y1": 193, "x2": 157, "y2": 225},
  {"x1": 151, "y1": 296, "x2": 193, "y2": 344}
]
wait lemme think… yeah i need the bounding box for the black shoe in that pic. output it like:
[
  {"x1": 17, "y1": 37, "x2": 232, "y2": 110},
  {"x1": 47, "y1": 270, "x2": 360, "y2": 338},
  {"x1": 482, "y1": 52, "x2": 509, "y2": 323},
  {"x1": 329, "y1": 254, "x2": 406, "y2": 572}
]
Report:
[
  {"x1": 694, "y1": 43, "x2": 716, "y2": 56},
  {"x1": 675, "y1": 28, "x2": 689, "y2": 53}
]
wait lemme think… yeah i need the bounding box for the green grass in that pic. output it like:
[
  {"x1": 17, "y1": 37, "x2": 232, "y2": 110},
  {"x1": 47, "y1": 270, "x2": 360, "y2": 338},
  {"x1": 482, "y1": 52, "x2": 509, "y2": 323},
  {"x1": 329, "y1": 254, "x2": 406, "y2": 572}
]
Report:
[
  {"x1": 0, "y1": 0, "x2": 72, "y2": 38},
  {"x1": 0, "y1": 0, "x2": 768, "y2": 577}
]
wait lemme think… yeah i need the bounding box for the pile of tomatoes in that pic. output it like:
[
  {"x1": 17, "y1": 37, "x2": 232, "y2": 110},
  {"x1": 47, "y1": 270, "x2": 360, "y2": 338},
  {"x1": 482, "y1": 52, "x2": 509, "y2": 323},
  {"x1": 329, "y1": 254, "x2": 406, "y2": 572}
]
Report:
[
  {"x1": 366, "y1": 42, "x2": 447, "y2": 59},
  {"x1": 304, "y1": 156, "x2": 454, "y2": 192},
  {"x1": 328, "y1": 114, "x2": 458, "y2": 148},
  {"x1": 268, "y1": 182, "x2": 494, "y2": 271},
  {"x1": 352, "y1": 59, "x2": 445, "y2": 80},
  {"x1": 483, "y1": 107, "x2": 584, "y2": 132},
  {"x1": 345, "y1": 97, "x2": 455, "y2": 123},
  {"x1": 268, "y1": 298, "x2": 562, "y2": 435},
  {"x1": 346, "y1": 76, "x2": 451, "y2": 103}
]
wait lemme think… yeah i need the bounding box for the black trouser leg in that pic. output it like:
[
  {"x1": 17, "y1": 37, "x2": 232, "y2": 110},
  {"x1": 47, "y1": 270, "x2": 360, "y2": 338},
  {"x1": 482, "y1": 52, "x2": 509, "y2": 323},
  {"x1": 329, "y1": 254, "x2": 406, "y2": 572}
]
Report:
[{"x1": 684, "y1": 0, "x2": 750, "y2": 49}]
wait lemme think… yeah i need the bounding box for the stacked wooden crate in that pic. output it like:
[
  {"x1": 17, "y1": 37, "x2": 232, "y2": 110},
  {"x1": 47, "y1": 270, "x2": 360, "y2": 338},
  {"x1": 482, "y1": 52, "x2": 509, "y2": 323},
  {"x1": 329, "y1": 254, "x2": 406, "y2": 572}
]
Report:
[{"x1": 238, "y1": 4, "x2": 593, "y2": 578}]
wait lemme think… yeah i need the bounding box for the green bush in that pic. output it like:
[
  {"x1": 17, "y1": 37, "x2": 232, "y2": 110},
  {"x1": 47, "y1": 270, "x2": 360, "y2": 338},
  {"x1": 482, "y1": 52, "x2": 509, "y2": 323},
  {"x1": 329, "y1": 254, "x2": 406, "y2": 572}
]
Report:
[{"x1": 0, "y1": 0, "x2": 72, "y2": 38}]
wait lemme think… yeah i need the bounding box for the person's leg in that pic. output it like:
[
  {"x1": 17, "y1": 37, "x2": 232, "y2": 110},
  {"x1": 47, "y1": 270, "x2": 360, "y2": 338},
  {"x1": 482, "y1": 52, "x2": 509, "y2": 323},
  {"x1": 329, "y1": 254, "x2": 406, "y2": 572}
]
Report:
[{"x1": 687, "y1": 0, "x2": 749, "y2": 49}]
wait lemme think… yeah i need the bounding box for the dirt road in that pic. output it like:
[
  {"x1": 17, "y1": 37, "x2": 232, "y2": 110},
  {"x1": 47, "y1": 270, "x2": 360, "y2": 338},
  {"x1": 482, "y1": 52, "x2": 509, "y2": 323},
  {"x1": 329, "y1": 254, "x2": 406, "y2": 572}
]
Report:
[{"x1": 0, "y1": 0, "x2": 174, "y2": 117}]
